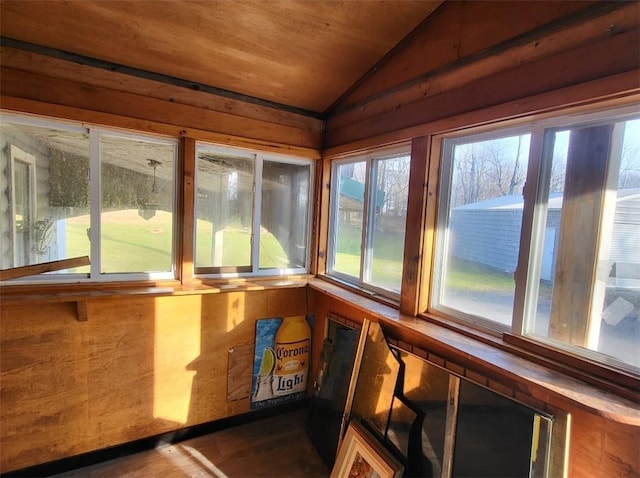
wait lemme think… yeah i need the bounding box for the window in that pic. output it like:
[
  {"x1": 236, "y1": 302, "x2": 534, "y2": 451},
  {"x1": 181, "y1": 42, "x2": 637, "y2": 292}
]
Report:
[
  {"x1": 328, "y1": 146, "x2": 411, "y2": 296},
  {"x1": 432, "y1": 105, "x2": 640, "y2": 373},
  {"x1": 433, "y1": 131, "x2": 531, "y2": 328},
  {"x1": 98, "y1": 133, "x2": 177, "y2": 276},
  {"x1": 194, "y1": 143, "x2": 312, "y2": 276},
  {"x1": 0, "y1": 113, "x2": 178, "y2": 281}
]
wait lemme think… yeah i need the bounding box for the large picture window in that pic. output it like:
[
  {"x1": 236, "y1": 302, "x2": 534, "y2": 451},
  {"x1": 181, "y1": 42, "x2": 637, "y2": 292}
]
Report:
[
  {"x1": 328, "y1": 146, "x2": 411, "y2": 296},
  {"x1": 433, "y1": 106, "x2": 640, "y2": 373},
  {"x1": 433, "y1": 130, "x2": 531, "y2": 328},
  {"x1": 194, "y1": 143, "x2": 312, "y2": 276},
  {"x1": 0, "y1": 113, "x2": 178, "y2": 281}
]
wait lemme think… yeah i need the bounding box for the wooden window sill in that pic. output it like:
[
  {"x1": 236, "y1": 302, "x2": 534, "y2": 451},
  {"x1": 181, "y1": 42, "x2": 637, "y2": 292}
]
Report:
[
  {"x1": 0, "y1": 276, "x2": 309, "y2": 321},
  {"x1": 308, "y1": 277, "x2": 640, "y2": 426}
]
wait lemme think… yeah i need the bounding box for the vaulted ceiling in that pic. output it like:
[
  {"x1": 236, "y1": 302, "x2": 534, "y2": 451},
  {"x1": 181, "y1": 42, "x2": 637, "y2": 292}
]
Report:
[{"x1": 0, "y1": 0, "x2": 444, "y2": 115}]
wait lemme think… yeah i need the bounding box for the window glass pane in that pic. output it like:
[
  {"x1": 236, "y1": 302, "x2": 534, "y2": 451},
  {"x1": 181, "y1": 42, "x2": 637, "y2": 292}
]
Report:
[
  {"x1": 195, "y1": 148, "x2": 254, "y2": 269},
  {"x1": 260, "y1": 160, "x2": 309, "y2": 269},
  {"x1": 100, "y1": 134, "x2": 176, "y2": 274},
  {"x1": 367, "y1": 155, "x2": 410, "y2": 292},
  {"x1": 0, "y1": 120, "x2": 90, "y2": 274},
  {"x1": 332, "y1": 161, "x2": 366, "y2": 278},
  {"x1": 527, "y1": 118, "x2": 640, "y2": 371},
  {"x1": 435, "y1": 133, "x2": 531, "y2": 327}
]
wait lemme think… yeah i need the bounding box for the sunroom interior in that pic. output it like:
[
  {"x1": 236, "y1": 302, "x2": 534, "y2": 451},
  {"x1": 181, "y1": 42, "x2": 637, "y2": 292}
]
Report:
[{"x1": 0, "y1": 1, "x2": 639, "y2": 477}]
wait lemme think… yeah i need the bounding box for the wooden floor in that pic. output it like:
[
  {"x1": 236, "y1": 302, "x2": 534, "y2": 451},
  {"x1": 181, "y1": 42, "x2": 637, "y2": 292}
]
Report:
[{"x1": 50, "y1": 409, "x2": 330, "y2": 478}]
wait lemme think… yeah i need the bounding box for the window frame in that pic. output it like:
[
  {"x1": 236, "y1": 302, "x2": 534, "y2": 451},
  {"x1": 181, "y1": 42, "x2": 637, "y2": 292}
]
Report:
[
  {"x1": 193, "y1": 141, "x2": 314, "y2": 278},
  {"x1": 431, "y1": 125, "x2": 535, "y2": 334},
  {"x1": 92, "y1": 127, "x2": 179, "y2": 281},
  {"x1": 0, "y1": 112, "x2": 180, "y2": 283},
  {"x1": 426, "y1": 102, "x2": 640, "y2": 380},
  {"x1": 326, "y1": 144, "x2": 411, "y2": 300}
]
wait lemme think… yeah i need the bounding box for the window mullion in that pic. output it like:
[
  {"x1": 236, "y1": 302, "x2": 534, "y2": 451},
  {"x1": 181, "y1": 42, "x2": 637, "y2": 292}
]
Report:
[
  {"x1": 360, "y1": 158, "x2": 373, "y2": 284},
  {"x1": 432, "y1": 140, "x2": 455, "y2": 310},
  {"x1": 89, "y1": 129, "x2": 101, "y2": 279},
  {"x1": 178, "y1": 138, "x2": 192, "y2": 283},
  {"x1": 252, "y1": 154, "x2": 263, "y2": 273},
  {"x1": 513, "y1": 126, "x2": 547, "y2": 335},
  {"x1": 326, "y1": 161, "x2": 339, "y2": 274}
]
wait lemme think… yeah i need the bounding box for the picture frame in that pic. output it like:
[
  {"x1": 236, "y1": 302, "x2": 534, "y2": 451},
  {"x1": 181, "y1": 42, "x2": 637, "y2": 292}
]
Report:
[{"x1": 330, "y1": 420, "x2": 404, "y2": 478}]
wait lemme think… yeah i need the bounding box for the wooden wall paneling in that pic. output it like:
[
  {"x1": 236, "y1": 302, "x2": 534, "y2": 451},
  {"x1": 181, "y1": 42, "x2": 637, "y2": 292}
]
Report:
[
  {"x1": 569, "y1": 407, "x2": 640, "y2": 477},
  {"x1": 1, "y1": 95, "x2": 321, "y2": 159},
  {"x1": 0, "y1": 303, "x2": 89, "y2": 473},
  {"x1": 227, "y1": 343, "x2": 254, "y2": 402},
  {"x1": 307, "y1": 282, "x2": 394, "y2": 329},
  {"x1": 323, "y1": 72, "x2": 640, "y2": 159},
  {"x1": 84, "y1": 297, "x2": 176, "y2": 449},
  {"x1": 330, "y1": 1, "x2": 621, "y2": 119},
  {"x1": 399, "y1": 136, "x2": 430, "y2": 316},
  {"x1": 0, "y1": 287, "x2": 310, "y2": 473},
  {"x1": 182, "y1": 292, "x2": 262, "y2": 425},
  {"x1": 0, "y1": 47, "x2": 322, "y2": 134},
  {"x1": 266, "y1": 287, "x2": 308, "y2": 318},
  {"x1": 325, "y1": 27, "x2": 640, "y2": 148},
  {"x1": 307, "y1": 287, "x2": 357, "y2": 334},
  {"x1": 334, "y1": 0, "x2": 466, "y2": 110},
  {"x1": 0, "y1": 68, "x2": 322, "y2": 150},
  {"x1": 455, "y1": 1, "x2": 596, "y2": 58}
]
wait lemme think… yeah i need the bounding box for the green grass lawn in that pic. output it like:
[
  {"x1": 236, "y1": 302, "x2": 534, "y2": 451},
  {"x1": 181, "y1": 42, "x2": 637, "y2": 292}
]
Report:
[
  {"x1": 333, "y1": 224, "x2": 405, "y2": 290},
  {"x1": 335, "y1": 252, "x2": 403, "y2": 290},
  {"x1": 195, "y1": 221, "x2": 288, "y2": 269},
  {"x1": 66, "y1": 211, "x2": 174, "y2": 273},
  {"x1": 443, "y1": 256, "x2": 553, "y2": 297},
  {"x1": 444, "y1": 257, "x2": 515, "y2": 293},
  {"x1": 332, "y1": 224, "x2": 523, "y2": 294},
  {"x1": 61, "y1": 212, "x2": 520, "y2": 293},
  {"x1": 64, "y1": 211, "x2": 289, "y2": 272}
]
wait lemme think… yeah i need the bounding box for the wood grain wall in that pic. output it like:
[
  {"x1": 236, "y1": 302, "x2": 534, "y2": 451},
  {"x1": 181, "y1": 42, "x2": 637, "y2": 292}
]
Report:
[
  {"x1": 324, "y1": 1, "x2": 640, "y2": 151},
  {"x1": 1, "y1": 1, "x2": 639, "y2": 475},
  {"x1": 0, "y1": 287, "x2": 308, "y2": 472},
  {"x1": 0, "y1": 47, "x2": 323, "y2": 156}
]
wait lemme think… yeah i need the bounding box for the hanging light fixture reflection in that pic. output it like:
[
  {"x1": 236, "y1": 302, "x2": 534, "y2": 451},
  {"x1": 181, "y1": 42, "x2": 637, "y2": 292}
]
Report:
[{"x1": 138, "y1": 159, "x2": 162, "y2": 220}]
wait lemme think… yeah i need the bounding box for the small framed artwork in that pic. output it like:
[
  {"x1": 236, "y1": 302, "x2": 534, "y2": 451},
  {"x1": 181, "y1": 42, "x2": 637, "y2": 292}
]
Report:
[{"x1": 331, "y1": 421, "x2": 404, "y2": 478}]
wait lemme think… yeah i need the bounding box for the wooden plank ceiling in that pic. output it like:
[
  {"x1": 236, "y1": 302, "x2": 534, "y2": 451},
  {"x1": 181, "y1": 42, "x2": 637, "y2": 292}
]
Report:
[{"x1": 0, "y1": 0, "x2": 443, "y2": 115}]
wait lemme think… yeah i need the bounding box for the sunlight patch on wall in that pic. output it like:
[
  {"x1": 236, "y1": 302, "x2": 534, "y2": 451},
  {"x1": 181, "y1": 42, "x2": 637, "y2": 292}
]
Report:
[{"x1": 154, "y1": 296, "x2": 202, "y2": 424}]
